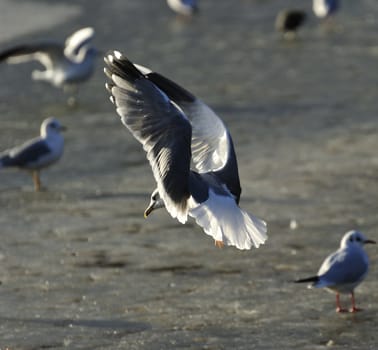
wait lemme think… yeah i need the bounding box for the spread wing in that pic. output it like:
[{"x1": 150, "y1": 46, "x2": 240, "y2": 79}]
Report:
[
  {"x1": 143, "y1": 71, "x2": 241, "y2": 201},
  {"x1": 104, "y1": 51, "x2": 192, "y2": 223},
  {"x1": 144, "y1": 72, "x2": 229, "y2": 173},
  {"x1": 0, "y1": 42, "x2": 64, "y2": 69}
]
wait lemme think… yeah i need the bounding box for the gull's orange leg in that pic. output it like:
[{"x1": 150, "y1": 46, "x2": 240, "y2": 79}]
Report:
[
  {"x1": 215, "y1": 240, "x2": 224, "y2": 248},
  {"x1": 32, "y1": 170, "x2": 41, "y2": 192}
]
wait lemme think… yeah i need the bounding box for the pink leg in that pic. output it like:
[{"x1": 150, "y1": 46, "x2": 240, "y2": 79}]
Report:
[
  {"x1": 350, "y1": 292, "x2": 362, "y2": 313},
  {"x1": 336, "y1": 293, "x2": 347, "y2": 313}
]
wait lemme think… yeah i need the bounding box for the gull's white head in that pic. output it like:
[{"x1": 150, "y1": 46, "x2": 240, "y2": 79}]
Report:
[
  {"x1": 40, "y1": 117, "x2": 66, "y2": 138},
  {"x1": 144, "y1": 188, "x2": 165, "y2": 218},
  {"x1": 340, "y1": 230, "x2": 376, "y2": 249}
]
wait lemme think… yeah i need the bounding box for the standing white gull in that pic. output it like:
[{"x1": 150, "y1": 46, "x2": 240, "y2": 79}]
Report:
[
  {"x1": 104, "y1": 51, "x2": 267, "y2": 250},
  {"x1": 295, "y1": 230, "x2": 375, "y2": 313},
  {"x1": 0, "y1": 27, "x2": 98, "y2": 89},
  {"x1": 0, "y1": 117, "x2": 65, "y2": 191}
]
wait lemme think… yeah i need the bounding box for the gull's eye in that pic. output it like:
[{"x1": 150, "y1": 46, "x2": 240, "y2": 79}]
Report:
[{"x1": 356, "y1": 236, "x2": 361, "y2": 242}]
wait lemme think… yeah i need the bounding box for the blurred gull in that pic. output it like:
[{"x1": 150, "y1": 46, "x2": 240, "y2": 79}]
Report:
[
  {"x1": 104, "y1": 51, "x2": 267, "y2": 250},
  {"x1": 295, "y1": 230, "x2": 375, "y2": 312},
  {"x1": 0, "y1": 27, "x2": 97, "y2": 90},
  {"x1": 313, "y1": 0, "x2": 339, "y2": 19},
  {"x1": 0, "y1": 117, "x2": 65, "y2": 191},
  {"x1": 275, "y1": 9, "x2": 307, "y2": 39},
  {"x1": 167, "y1": 0, "x2": 198, "y2": 17}
]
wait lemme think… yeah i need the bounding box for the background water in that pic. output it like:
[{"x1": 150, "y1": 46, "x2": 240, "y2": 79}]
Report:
[{"x1": 0, "y1": 0, "x2": 377, "y2": 349}]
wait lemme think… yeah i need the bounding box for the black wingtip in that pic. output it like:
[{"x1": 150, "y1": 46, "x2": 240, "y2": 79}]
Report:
[
  {"x1": 0, "y1": 43, "x2": 57, "y2": 62},
  {"x1": 104, "y1": 50, "x2": 143, "y2": 83},
  {"x1": 0, "y1": 46, "x2": 30, "y2": 62},
  {"x1": 146, "y1": 72, "x2": 196, "y2": 103},
  {"x1": 0, "y1": 154, "x2": 13, "y2": 167},
  {"x1": 293, "y1": 276, "x2": 319, "y2": 284},
  {"x1": 103, "y1": 51, "x2": 196, "y2": 105}
]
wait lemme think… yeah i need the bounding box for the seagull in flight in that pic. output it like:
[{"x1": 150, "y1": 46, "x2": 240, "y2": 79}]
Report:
[
  {"x1": 104, "y1": 51, "x2": 267, "y2": 250},
  {"x1": 0, "y1": 27, "x2": 98, "y2": 89},
  {"x1": 0, "y1": 117, "x2": 65, "y2": 191},
  {"x1": 295, "y1": 230, "x2": 375, "y2": 312}
]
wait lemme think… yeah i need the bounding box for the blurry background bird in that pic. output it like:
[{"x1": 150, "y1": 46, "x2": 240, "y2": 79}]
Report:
[
  {"x1": 295, "y1": 230, "x2": 375, "y2": 313},
  {"x1": 166, "y1": 0, "x2": 199, "y2": 17},
  {"x1": 313, "y1": 0, "x2": 339, "y2": 19},
  {"x1": 0, "y1": 27, "x2": 98, "y2": 105},
  {"x1": 0, "y1": 117, "x2": 65, "y2": 192},
  {"x1": 275, "y1": 9, "x2": 307, "y2": 39}
]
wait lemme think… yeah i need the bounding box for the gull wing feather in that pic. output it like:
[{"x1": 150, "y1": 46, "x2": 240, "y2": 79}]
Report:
[
  {"x1": 144, "y1": 72, "x2": 230, "y2": 173},
  {"x1": 317, "y1": 249, "x2": 369, "y2": 287},
  {"x1": 0, "y1": 42, "x2": 64, "y2": 68},
  {"x1": 144, "y1": 71, "x2": 242, "y2": 201},
  {"x1": 104, "y1": 52, "x2": 192, "y2": 223},
  {"x1": 0, "y1": 138, "x2": 50, "y2": 168}
]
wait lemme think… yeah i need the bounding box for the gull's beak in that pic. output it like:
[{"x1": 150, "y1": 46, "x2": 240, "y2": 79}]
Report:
[
  {"x1": 144, "y1": 203, "x2": 154, "y2": 218},
  {"x1": 144, "y1": 191, "x2": 164, "y2": 218},
  {"x1": 364, "y1": 239, "x2": 376, "y2": 244}
]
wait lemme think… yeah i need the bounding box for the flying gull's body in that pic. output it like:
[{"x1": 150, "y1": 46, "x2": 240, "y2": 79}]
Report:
[
  {"x1": 0, "y1": 117, "x2": 65, "y2": 191},
  {"x1": 295, "y1": 230, "x2": 375, "y2": 312},
  {"x1": 104, "y1": 51, "x2": 267, "y2": 250}
]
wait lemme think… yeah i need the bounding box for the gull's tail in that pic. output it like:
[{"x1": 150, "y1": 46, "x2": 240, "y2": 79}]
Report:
[
  {"x1": 0, "y1": 143, "x2": 18, "y2": 168},
  {"x1": 294, "y1": 276, "x2": 319, "y2": 283},
  {"x1": 0, "y1": 153, "x2": 11, "y2": 169},
  {"x1": 294, "y1": 276, "x2": 319, "y2": 286},
  {"x1": 189, "y1": 189, "x2": 267, "y2": 250}
]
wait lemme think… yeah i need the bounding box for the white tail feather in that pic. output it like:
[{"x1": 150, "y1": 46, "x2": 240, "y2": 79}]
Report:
[{"x1": 189, "y1": 190, "x2": 267, "y2": 250}]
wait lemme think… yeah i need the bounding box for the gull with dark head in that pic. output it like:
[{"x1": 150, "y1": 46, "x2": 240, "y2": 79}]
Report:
[
  {"x1": 275, "y1": 9, "x2": 307, "y2": 39},
  {"x1": 0, "y1": 117, "x2": 65, "y2": 191},
  {"x1": 0, "y1": 27, "x2": 97, "y2": 89},
  {"x1": 295, "y1": 230, "x2": 375, "y2": 312},
  {"x1": 104, "y1": 51, "x2": 267, "y2": 250}
]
